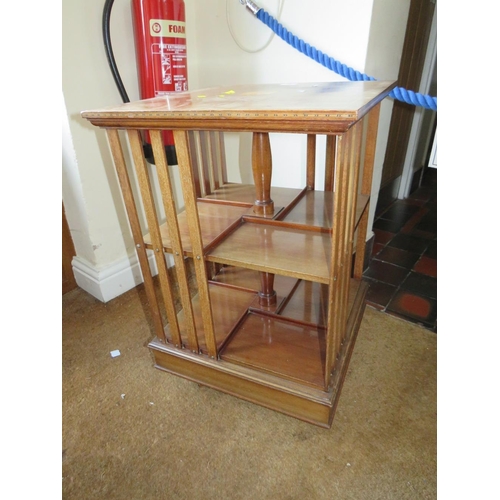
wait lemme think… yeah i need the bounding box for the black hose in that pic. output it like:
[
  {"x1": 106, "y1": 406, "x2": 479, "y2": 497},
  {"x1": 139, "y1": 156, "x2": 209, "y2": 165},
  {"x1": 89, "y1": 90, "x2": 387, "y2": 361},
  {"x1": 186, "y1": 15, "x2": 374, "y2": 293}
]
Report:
[
  {"x1": 102, "y1": 0, "x2": 130, "y2": 103},
  {"x1": 101, "y1": 0, "x2": 177, "y2": 165}
]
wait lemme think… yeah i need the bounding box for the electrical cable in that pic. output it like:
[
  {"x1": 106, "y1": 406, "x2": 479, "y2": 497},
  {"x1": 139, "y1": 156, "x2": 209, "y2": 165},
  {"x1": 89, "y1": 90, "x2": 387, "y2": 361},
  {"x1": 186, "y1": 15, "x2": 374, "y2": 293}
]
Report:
[{"x1": 226, "y1": 0, "x2": 285, "y2": 53}]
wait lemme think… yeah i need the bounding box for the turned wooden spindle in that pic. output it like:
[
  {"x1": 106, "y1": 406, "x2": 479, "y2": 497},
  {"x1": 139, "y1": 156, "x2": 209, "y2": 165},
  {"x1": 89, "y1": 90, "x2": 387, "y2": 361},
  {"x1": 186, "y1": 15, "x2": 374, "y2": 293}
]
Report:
[
  {"x1": 258, "y1": 272, "x2": 277, "y2": 307},
  {"x1": 252, "y1": 132, "x2": 274, "y2": 217}
]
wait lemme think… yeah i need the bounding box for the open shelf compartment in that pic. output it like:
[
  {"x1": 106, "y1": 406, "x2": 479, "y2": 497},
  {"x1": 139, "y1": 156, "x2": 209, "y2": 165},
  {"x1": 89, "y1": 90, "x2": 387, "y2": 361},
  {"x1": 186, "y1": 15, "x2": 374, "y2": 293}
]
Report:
[
  {"x1": 281, "y1": 190, "x2": 369, "y2": 232},
  {"x1": 165, "y1": 281, "x2": 256, "y2": 354},
  {"x1": 220, "y1": 311, "x2": 327, "y2": 389},
  {"x1": 207, "y1": 221, "x2": 332, "y2": 284},
  {"x1": 143, "y1": 200, "x2": 250, "y2": 255}
]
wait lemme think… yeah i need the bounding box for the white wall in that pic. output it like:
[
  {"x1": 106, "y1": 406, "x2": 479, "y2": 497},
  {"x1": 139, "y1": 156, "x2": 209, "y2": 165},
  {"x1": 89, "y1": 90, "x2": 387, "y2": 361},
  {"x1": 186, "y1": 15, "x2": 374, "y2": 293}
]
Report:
[
  {"x1": 365, "y1": 0, "x2": 411, "y2": 229},
  {"x1": 187, "y1": 0, "x2": 375, "y2": 190},
  {"x1": 62, "y1": 0, "x2": 409, "y2": 301},
  {"x1": 63, "y1": 1, "x2": 140, "y2": 300}
]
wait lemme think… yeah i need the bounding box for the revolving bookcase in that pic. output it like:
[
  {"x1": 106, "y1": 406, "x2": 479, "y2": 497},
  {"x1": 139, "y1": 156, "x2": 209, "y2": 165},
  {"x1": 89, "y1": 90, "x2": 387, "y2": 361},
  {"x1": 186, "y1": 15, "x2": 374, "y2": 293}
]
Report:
[{"x1": 82, "y1": 81, "x2": 395, "y2": 428}]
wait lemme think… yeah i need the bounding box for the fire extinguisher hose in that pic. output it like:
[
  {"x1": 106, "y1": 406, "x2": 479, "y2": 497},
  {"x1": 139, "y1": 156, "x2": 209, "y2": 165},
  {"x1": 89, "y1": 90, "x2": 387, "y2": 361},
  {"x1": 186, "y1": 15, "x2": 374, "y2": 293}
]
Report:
[
  {"x1": 102, "y1": 0, "x2": 130, "y2": 104},
  {"x1": 102, "y1": 0, "x2": 162, "y2": 164}
]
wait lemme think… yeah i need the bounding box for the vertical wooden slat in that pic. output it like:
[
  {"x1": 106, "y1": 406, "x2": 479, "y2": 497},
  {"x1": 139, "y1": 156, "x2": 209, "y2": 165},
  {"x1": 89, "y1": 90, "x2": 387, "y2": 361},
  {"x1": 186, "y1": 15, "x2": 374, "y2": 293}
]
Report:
[
  {"x1": 361, "y1": 103, "x2": 381, "y2": 196},
  {"x1": 324, "y1": 131, "x2": 350, "y2": 387},
  {"x1": 331, "y1": 128, "x2": 354, "y2": 360},
  {"x1": 174, "y1": 129, "x2": 218, "y2": 358},
  {"x1": 209, "y1": 132, "x2": 222, "y2": 190},
  {"x1": 354, "y1": 103, "x2": 381, "y2": 278},
  {"x1": 187, "y1": 131, "x2": 202, "y2": 198},
  {"x1": 324, "y1": 135, "x2": 336, "y2": 191},
  {"x1": 306, "y1": 134, "x2": 316, "y2": 190},
  {"x1": 199, "y1": 131, "x2": 212, "y2": 196},
  {"x1": 106, "y1": 129, "x2": 166, "y2": 343},
  {"x1": 337, "y1": 121, "x2": 363, "y2": 347},
  {"x1": 304, "y1": 280, "x2": 313, "y2": 324},
  {"x1": 354, "y1": 209, "x2": 370, "y2": 279},
  {"x1": 127, "y1": 129, "x2": 182, "y2": 347},
  {"x1": 217, "y1": 132, "x2": 228, "y2": 185},
  {"x1": 150, "y1": 130, "x2": 200, "y2": 353},
  {"x1": 333, "y1": 133, "x2": 352, "y2": 362}
]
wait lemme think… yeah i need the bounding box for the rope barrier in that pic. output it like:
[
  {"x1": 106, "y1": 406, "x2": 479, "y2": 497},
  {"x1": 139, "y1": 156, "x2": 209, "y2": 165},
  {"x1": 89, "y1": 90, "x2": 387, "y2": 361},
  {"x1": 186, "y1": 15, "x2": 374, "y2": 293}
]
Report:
[{"x1": 255, "y1": 8, "x2": 437, "y2": 111}]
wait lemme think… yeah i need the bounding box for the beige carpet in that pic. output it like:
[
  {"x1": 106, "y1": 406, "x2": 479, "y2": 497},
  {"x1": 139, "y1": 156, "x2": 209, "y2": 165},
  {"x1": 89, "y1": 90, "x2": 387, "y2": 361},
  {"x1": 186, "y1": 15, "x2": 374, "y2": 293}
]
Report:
[{"x1": 62, "y1": 284, "x2": 436, "y2": 500}]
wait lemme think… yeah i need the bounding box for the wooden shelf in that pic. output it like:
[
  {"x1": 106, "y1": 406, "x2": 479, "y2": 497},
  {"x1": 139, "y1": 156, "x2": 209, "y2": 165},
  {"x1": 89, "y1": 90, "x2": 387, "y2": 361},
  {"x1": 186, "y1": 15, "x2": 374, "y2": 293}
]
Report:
[
  {"x1": 207, "y1": 221, "x2": 332, "y2": 284},
  {"x1": 165, "y1": 282, "x2": 256, "y2": 354},
  {"x1": 143, "y1": 200, "x2": 250, "y2": 255},
  {"x1": 278, "y1": 280, "x2": 329, "y2": 327},
  {"x1": 220, "y1": 312, "x2": 326, "y2": 389},
  {"x1": 279, "y1": 278, "x2": 363, "y2": 328},
  {"x1": 219, "y1": 278, "x2": 366, "y2": 390},
  {"x1": 281, "y1": 190, "x2": 369, "y2": 231},
  {"x1": 144, "y1": 190, "x2": 367, "y2": 260}
]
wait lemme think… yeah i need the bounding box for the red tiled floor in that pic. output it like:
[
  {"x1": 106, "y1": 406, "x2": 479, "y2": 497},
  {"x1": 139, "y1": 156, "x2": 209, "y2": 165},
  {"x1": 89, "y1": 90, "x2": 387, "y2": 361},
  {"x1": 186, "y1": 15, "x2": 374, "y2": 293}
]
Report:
[
  {"x1": 363, "y1": 260, "x2": 410, "y2": 287},
  {"x1": 408, "y1": 228, "x2": 436, "y2": 240},
  {"x1": 363, "y1": 168, "x2": 437, "y2": 331},
  {"x1": 413, "y1": 255, "x2": 437, "y2": 277},
  {"x1": 387, "y1": 233, "x2": 430, "y2": 254},
  {"x1": 373, "y1": 218, "x2": 406, "y2": 233},
  {"x1": 386, "y1": 290, "x2": 437, "y2": 328},
  {"x1": 401, "y1": 207, "x2": 429, "y2": 234},
  {"x1": 365, "y1": 279, "x2": 397, "y2": 310},
  {"x1": 400, "y1": 272, "x2": 437, "y2": 300},
  {"x1": 424, "y1": 241, "x2": 437, "y2": 259},
  {"x1": 375, "y1": 246, "x2": 421, "y2": 269},
  {"x1": 373, "y1": 228, "x2": 396, "y2": 246},
  {"x1": 372, "y1": 243, "x2": 385, "y2": 257}
]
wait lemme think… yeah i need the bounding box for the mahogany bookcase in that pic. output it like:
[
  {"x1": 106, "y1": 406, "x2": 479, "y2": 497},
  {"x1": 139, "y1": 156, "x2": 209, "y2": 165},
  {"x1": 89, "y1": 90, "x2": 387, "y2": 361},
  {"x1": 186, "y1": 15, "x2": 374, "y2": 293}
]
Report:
[{"x1": 82, "y1": 81, "x2": 395, "y2": 428}]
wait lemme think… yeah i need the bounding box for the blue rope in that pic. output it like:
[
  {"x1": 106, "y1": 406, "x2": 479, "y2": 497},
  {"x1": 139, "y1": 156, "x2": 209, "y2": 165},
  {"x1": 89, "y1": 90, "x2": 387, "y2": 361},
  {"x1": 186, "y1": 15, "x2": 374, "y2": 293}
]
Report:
[{"x1": 256, "y1": 9, "x2": 437, "y2": 111}]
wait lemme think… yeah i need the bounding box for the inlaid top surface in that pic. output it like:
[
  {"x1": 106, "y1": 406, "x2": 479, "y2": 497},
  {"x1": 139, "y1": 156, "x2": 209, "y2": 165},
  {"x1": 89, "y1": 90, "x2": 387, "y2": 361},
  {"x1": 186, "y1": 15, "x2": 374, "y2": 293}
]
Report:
[{"x1": 82, "y1": 81, "x2": 395, "y2": 132}]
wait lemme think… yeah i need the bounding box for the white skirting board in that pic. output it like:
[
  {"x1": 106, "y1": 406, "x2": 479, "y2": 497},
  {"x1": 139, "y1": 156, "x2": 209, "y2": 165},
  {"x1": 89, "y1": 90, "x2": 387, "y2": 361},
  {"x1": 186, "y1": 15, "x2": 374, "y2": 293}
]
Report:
[{"x1": 71, "y1": 251, "x2": 172, "y2": 303}]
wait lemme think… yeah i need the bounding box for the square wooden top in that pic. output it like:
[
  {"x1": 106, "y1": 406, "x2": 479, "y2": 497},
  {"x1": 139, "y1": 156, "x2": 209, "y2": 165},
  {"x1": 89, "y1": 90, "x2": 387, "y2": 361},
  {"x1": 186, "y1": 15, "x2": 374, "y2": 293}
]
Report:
[{"x1": 82, "y1": 80, "x2": 395, "y2": 133}]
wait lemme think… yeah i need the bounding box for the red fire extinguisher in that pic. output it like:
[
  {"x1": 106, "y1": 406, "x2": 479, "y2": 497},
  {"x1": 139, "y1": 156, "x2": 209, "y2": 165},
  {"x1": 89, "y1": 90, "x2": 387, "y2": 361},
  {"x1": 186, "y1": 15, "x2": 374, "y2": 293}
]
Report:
[{"x1": 103, "y1": 0, "x2": 188, "y2": 165}]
